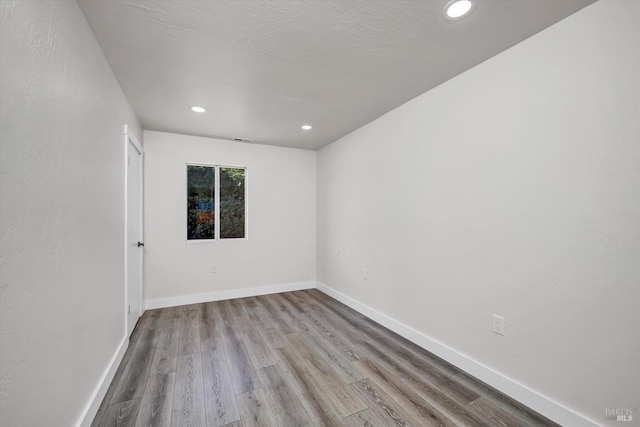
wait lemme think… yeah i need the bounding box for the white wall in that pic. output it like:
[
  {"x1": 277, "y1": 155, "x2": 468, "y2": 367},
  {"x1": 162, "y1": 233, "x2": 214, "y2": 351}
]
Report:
[
  {"x1": 144, "y1": 131, "x2": 316, "y2": 305},
  {"x1": 0, "y1": 1, "x2": 143, "y2": 426},
  {"x1": 317, "y1": 0, "x2": 639, "y2": 425}
]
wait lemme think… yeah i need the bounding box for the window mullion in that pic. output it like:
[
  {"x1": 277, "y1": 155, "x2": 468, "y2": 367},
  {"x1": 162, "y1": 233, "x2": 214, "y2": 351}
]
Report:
[{"x1": 214, "y1": 166, "x2": 221, "y2": 240}]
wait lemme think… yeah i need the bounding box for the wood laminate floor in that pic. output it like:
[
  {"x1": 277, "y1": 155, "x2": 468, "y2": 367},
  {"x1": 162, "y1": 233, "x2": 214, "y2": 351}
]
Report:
[{"x1": 92, "y1": 289, "x2": 559, "y2": 427}]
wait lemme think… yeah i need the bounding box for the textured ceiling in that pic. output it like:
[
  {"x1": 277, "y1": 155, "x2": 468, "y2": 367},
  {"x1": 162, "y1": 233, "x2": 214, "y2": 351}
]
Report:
[{"x1": 78, "y1": 0, "x2": 596, "y2": 150}]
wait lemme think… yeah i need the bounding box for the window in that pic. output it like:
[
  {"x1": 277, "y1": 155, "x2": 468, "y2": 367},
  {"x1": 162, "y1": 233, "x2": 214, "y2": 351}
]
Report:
[{"x1": 187, "y1": 164, "x2": 246, "y2": 240}]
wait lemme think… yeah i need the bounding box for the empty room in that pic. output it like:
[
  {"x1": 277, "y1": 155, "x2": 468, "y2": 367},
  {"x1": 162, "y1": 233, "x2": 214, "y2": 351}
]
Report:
[{"x1": 1, "y1": 0, "x2": 638, "y2": 426}]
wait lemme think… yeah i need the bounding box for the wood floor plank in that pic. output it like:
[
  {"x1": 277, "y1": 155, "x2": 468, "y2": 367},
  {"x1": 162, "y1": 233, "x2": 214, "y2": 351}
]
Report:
[
  {"x1": 268, "y1": 293, "x2": 312, "y2": 331},
  {"x1": 360, "y1": 327, "x2": 462, "y2": 379},
  {"x1": 354, "y1": 359, "x2": 483, "y2": 427},
  {"x1": 92, "y1": 334, "x2": 141, "y2": 426},
  {"x1": 241, "y1": 296, "x2": 259, "y2": 308},
  {"x1": 178, "y1": 304, "x2": 202, "y2": 356},
  {"x1": 285, "y1": 333, "x2": 367, "y2": 417},
  {"x1": 279, "y1": 291, "x2": 307, "y2": 314},
  {"x1": 216, "y1": 300, "x2": 261, "y2": 394},
  {"x1": 199, "y1": 302, "x2": 221, "y2": 353},
  {"x1": 130, "y1": 309, "x2": 163, "y2": 347},
  {"x1": 351, "y1": 379, "x2": 417, "y2": 427},
  {"x1": 99, "y1": 398, "x2": 142, "y2": 427},
  {"x1": 357, "y1": 339, "x2": 480, "y2": 406},
  {"x1": 295, "y1": 316, "x2": 367, "y2": 384},
  {"x1": 264, "y1": 293, "x2": 302, "y2": 331},
  {"x1": 93, "y1": 310, "x2": 165, "y2": 424},
  {"x1": 227, "y1": 298, "x2": 250, "y2": 323},
  {"x1": 236, "y1": 389, "x2": 277, "y2": 427},
  {"x1": 309, "y1": 290, "x2": 464, "y2": 379},
  {"x1": 255, "y1": 295, "x2": 295, "y2": 335},
  {"x1": 357, "y1": 334, "x2": 477, "y2": 405},
  {"x1": 310, "y1": 290, "x2": 374, "y2": 320},
  {"x1": 239, "y1": 324, "x2": 276, "y2": 369},
  {"x1": 111, "y1": 331, "x2": 159, "y2": 404},
  {"x1": 172, "y1": 353, "x2": 206, "y2": 427},
  {"x1": 243, "y1": 305, "x2": 286, "y2": 349},
  {"x1": 135, "y1": 372, "x2": 175, "y2": 427},
  {"x1": 369, "y1": 329, "x2": 462, "y2": 378},
  {"x1": 306, "y1": 302, "x2": 369, "y2": 344},
  {"x1": 454, "y1": 373, "x2": 559, "y2": 426},
  {"x1": 307, "y1": 289, "x2": 386, "y2": 330},
  {"x1": 235, "y1": 302, "x2": 276, "y2": 369},
  {"x1": 302, "y1": 308, "x2": 365, "y2": 361},
  {"x1": 312, "y1": 298, "x2": 478, "y2": 412},
  {"x1": 342, "y1": 408, "x2": 395, "y2": 427},
  {"x1": 150, "y1": 306, "x2": 182, "y2": 377},
  {"x1": 271, "y1": 347, "x2": 344, "y2": 426},
  {"x1": 308, "y1": 291, "x2": 453, "y2": 371},
  {"x1": 467, "y1": 397, "x2": 535, "y2": 427},
  {"x1": 354, "y1": 358, "x2": 459, "y2": 427},
  {"x1": 256, "y1": 364, "x2": 313, "y2": 427},
  {"x1": 201, "y1": 348, "x2": 240, "y2": 427},
  {"x1": 311, "y1": 292, "x2": 460, "y2": 376}
]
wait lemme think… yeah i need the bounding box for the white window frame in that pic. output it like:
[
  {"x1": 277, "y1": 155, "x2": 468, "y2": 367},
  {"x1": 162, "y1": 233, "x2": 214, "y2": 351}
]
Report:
[{"x1": 186, "y1": 162, "x2": 248, "y2": 242}]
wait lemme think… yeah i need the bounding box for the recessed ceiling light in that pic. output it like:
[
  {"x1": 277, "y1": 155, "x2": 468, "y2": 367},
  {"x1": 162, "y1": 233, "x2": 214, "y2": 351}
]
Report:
[
  {"x1": 190, "y1": 106, "x2": 206, "y2": 113},
  {"x1": 301, "y1": 124, "x2": 313, "y2": 130},
  {"x1": 444, "y1": 0, "x2": 474, "y2": 20}
]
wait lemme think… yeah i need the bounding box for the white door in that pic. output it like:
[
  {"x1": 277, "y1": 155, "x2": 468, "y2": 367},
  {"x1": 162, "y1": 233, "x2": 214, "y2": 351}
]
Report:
[{"x1": 125, "y1": 126, "x2": 143, "y2": 336}]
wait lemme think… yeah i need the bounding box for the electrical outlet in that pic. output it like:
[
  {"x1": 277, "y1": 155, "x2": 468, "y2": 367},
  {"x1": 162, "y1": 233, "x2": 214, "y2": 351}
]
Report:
[
  {"x1": 492, "y1": 314, "x2": 505, "y2": 335},
  {"x1": 211, "y1": 263, "x2": 217, "y2": 274},
  {"x1": 362, "y1": 268, "x2": 368, "y2": 280}
]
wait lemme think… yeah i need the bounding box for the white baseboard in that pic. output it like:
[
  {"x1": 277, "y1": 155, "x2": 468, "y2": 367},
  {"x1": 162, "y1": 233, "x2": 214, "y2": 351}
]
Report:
[
  {"x1": 76, "y1": 335, "x2": 129, "y2": 427},
  {"x1": 316, "y1": 282, "x2": 598, "y2": 427},
  {"x1": 145, "y1": 281, "x2": 317, "y2": 310}
]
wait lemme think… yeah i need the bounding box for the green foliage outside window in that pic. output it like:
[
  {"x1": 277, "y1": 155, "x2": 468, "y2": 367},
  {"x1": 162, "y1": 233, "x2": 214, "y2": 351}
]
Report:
[
  {"x1": 220, "y1": 167, "x2": 245, "y2": 239},
  {"x1": 187, "y1": 165, "x2": 245, "y2": 240},
  {"x1": 187, "y1": 165, "x2": 215, "y2": 240}
]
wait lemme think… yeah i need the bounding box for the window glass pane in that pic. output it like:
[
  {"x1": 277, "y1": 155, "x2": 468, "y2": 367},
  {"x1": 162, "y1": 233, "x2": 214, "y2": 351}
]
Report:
[
  {"x1": 220, "y1": 167, "x2": 245, "y2": 239},
  {"x1": 187, "y1": 165, "x2": 215, "y2": 240}
]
